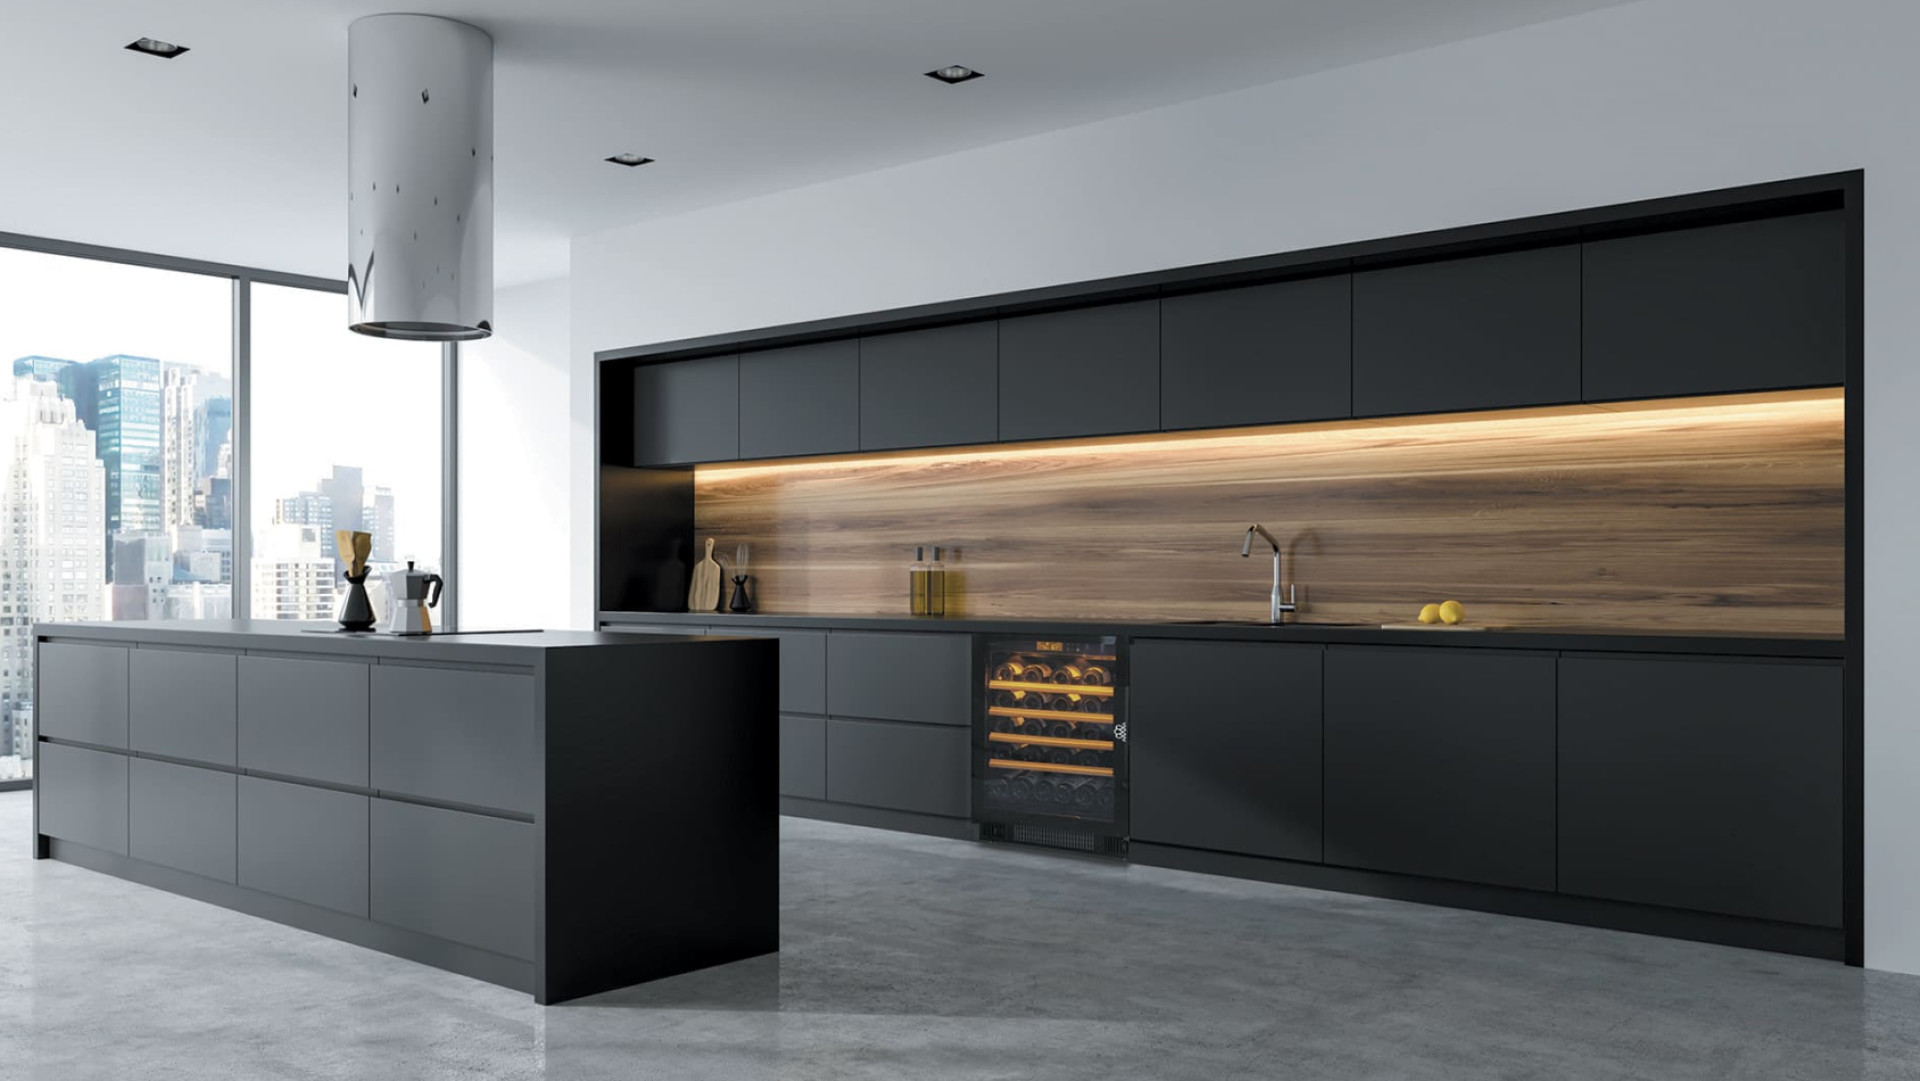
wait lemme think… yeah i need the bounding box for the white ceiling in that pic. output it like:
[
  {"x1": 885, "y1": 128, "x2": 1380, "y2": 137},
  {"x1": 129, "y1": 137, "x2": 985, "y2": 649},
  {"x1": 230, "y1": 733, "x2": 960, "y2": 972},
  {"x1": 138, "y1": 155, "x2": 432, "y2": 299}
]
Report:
[{"x1": 1, "y1": 0, "x2": 1637, "y2": 286}]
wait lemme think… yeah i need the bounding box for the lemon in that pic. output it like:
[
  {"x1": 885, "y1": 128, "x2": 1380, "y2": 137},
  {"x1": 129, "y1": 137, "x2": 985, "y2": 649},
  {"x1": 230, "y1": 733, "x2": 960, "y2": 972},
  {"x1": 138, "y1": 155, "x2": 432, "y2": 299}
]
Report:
[
  {"x1": 1417, "y1": 603, "x2": 1441, "y2": 625},
  {"x1": 1439, "y1": 600, "x2": 1465, "y2": 625}
]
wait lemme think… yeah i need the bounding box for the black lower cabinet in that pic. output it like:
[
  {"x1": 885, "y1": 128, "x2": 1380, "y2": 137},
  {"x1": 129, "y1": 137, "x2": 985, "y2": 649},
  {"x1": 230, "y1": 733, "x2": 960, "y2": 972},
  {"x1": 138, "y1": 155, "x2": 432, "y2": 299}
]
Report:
[
  {"x1": 824, "y1": 718, "x2": 970, "y2": 818},
  {"x1": 1323, "y1": 646, "x2": 1556, "y2": 891},
  {"x1": 1557, "y1": 655, "x2": 1842, "y2": 927},
  {"x1": 1129, "y1": 640, "x2": 1323, "y2": 863}
]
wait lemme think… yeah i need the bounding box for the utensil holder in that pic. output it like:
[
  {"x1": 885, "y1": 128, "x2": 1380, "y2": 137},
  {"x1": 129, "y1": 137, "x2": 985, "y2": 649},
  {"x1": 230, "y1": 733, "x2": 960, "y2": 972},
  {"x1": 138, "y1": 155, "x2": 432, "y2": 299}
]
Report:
[
  {"x1": 729, "y1": 575, "x2": 753, "y2": 613},
  {"x1": 339, "y1": 571, "x2": 376, "y2": 632}
]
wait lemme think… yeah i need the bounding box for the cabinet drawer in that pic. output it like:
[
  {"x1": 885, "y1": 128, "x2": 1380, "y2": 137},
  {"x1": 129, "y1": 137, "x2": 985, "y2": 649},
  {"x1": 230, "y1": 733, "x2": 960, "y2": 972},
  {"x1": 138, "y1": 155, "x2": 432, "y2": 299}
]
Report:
[
  {"x1": 370, "y1": 665, "x2": 536, "y2": 815},
  {"x1": 38, "y1": 642, "x2": 129, "y2": 748},
  {"x1": 1323, "y1": 647, "x2": 1556, "y2": 891},
  {"x1": 239, "y1": 656, "x2": 370, "y2": 788},
  {"x1": 1130, "y1": 640, "x2": 1324, "y2": 863},
  {"x1": 825, "y1": 718, "x2": 969, "y2": 818},
  {"x1": 239, "y1": 777, "x2": 369, "y2": 917},
  {"x1": 130, "y1": 648, "x2": 237, "y2": 766},
  {"x1": 1558, "y1": 655, "x2": 1842, "y2": 927},
  {"x1": 37, "y1": 742, "x2": 129, "y2": 854},
  {"x1": 371, "y1": 798, "x2": 534, "y2": 959},
  {"x1": 779, "y1": 714, "x2": 826, "y2": 799},
  {"x1": 766, "y1": 630, "x2": 827, "y2": 715},
  {"x1": 826, "y1": 632, "x2": 970, "y2": 726},
  {"x1": 130, "y1": 758, "x2": 237, "y2": 883}
]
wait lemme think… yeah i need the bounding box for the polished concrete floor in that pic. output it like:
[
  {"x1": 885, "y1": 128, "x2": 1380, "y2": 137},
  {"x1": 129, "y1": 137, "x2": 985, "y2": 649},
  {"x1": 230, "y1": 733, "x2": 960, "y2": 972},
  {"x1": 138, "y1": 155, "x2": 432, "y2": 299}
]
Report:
[{"x1": 0, "y1": 790, "x2": 1916, "y2": 1080}]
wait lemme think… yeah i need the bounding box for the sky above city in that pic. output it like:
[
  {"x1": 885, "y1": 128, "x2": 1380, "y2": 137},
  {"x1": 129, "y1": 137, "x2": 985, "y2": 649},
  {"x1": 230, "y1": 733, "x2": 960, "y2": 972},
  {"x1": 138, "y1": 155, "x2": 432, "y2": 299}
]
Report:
[{"x1": 0, "y1": 247, "x2": 443, "y2": 563}]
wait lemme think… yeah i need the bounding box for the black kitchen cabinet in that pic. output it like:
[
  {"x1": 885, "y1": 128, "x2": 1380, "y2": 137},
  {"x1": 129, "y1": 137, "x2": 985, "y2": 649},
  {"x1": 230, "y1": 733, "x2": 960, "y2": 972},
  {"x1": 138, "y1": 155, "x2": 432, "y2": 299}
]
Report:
[
  {"x1": 1352, "y1": 245, "x2": 1581, "y2": 417},
  {"x1": 1130, "y1": 640, "x2": 1324, "y2": 863},
  {"x1": 860, "y1": 323, "x2": 999, "y2": 451},
  {"x1": 632, "y1": 356, "x2": 739, "y2": 466},
  {"x1": 1558, "y1": 654, "x2": 1842, "y2": 927},
  {"x1": 998, "y1": 301, "x2": 1160, "y2": 441},
  {"x1": 739, "y1": 341, "x2": 860, "y2": 459},
  {"x1": 1323, "y1": 646, "x2": 1556, "y2": 891},
  {"x1": 1583, "y1": 211, "x2": 1847, "y2": 401},
  {"x1": 1161, "y1": 276, "x2": 1352, "y2": 430},
  {"x1": 824, "y1": 718, "x2": 970, "y2": 818}
]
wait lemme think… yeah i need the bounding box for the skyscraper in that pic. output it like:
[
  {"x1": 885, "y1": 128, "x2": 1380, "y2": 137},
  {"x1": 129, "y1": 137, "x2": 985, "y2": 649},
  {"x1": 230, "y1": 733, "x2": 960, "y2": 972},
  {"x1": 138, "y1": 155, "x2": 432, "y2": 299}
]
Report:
[
  {"x1": 195, "y1": 395, "x2": 232, "y2": 484},
  {"x1": 0, "y1": 376, "x2": 106, "y2": 761},
  {"x1": 369, "y1": 486, "x2": 395, "y2": 562},
  {"x1": 275, "y1": 491, "x2": 333, "y2": 532},
  {"x1": 161, "y1": 365, "x2": 198, "y2": 529},
  {"x1": 69, "y1": 355, "x2": 163, "y2": 575}
]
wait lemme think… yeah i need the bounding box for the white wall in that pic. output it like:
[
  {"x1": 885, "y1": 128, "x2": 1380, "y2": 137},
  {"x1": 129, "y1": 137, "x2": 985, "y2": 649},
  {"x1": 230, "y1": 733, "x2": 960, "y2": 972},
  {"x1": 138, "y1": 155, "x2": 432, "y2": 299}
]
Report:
[
  {"x1": 458, "y1": 276, "x2": 575, "y2": 630},
  {"x1": 571, "y1": 0, "x2": 1920, "y2": 971}
]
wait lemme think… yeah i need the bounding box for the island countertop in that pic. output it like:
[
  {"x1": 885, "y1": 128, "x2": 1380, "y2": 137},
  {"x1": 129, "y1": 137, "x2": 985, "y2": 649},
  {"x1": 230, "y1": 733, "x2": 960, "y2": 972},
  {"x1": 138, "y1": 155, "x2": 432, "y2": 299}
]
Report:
[{"x1": 34, "y1": 619, "x2": 726, "y2": 665}]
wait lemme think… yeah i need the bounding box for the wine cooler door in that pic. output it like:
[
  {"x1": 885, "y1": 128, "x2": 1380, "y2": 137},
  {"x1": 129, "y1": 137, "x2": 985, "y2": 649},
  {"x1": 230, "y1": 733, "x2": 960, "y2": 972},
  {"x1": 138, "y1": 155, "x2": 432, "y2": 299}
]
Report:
[{"x1": 977, "y1": 636, "x2": 1127, "y2": 854}]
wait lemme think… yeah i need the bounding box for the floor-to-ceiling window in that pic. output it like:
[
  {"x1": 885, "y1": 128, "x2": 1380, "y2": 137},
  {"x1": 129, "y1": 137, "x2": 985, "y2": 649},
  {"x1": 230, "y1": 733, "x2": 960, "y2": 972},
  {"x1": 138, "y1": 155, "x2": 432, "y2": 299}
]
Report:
[
  {"x1": 248, "y1": 283, "x2": 443, "y2": 625},
  {"x1": 0, "y1": 241, "x2": 451, "y2": 785}
]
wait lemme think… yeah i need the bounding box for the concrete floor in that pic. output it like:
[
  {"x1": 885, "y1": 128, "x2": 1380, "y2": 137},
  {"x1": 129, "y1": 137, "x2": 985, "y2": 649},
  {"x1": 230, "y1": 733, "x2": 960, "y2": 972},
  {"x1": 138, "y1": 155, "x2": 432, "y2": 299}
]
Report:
[{"x1": 0, "y1": 792, "x2": 1916, "y2": 1080}]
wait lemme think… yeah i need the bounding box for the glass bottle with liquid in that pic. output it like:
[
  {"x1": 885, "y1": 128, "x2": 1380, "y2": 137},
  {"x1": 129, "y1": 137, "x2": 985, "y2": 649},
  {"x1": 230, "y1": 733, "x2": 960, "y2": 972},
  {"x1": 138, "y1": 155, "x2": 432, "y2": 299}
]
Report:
[
  {"x1": 909, "y1": 546, "x2": 930, "y2": 615},
  {"x1": 927, "y1": 546, "x2": 948, "y2": 616}
]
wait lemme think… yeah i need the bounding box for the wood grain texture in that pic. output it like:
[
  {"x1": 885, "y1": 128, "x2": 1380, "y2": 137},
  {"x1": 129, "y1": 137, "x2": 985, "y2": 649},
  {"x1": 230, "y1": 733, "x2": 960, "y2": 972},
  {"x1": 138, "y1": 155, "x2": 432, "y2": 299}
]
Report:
[{"x1": 692, "y1": 392, "x2": 1843, "y2": 634}]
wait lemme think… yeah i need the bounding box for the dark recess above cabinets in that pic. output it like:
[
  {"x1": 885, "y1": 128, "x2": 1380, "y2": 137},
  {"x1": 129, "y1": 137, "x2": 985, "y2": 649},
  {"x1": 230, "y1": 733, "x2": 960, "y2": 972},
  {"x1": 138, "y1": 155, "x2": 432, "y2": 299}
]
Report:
[{"x1": 601, "y1": 176, "x2": 1851, "y2": 470}]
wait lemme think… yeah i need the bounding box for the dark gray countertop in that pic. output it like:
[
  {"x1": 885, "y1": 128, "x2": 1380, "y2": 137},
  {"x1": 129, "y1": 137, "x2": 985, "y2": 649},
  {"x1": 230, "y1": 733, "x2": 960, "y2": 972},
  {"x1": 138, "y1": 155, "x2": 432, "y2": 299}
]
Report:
[
  {"x1": 603, "y1": 610, "x2": 1845, "y2": 659},
  {"x1": 35, "y1": 619, "x2": 721, "y2": 665}
]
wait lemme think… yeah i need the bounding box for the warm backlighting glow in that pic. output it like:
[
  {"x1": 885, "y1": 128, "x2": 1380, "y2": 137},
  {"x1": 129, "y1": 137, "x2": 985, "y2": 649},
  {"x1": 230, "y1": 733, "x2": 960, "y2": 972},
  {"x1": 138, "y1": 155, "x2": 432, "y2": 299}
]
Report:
[
  {"x1": 695, "y1": 388, "x2": 1843, "y2": 481},
  {"x1": 692, "y1": 388, "x2": 1844, "y2": 634}
]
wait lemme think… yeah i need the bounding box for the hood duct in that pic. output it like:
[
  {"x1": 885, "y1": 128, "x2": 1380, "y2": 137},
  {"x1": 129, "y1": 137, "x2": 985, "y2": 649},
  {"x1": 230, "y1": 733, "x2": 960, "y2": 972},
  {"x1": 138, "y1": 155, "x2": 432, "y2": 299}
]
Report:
[{"x1": 347, "y1": 14, "x2": 493, "y2": 341}]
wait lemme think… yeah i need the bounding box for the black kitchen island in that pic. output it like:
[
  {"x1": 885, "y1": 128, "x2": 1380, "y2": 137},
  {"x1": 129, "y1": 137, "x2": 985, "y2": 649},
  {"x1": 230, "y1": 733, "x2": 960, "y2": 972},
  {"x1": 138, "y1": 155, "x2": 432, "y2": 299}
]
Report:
[{"x1": 30, "y1": 620, "x2": 778, "y2": 1005}]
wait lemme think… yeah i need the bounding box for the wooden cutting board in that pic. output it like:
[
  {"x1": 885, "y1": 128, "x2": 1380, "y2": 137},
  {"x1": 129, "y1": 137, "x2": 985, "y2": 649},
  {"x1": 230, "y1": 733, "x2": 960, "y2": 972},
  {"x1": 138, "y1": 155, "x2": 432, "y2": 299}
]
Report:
[{"x1": 688, "y1": 537, "x2": 722, "y2": 612}]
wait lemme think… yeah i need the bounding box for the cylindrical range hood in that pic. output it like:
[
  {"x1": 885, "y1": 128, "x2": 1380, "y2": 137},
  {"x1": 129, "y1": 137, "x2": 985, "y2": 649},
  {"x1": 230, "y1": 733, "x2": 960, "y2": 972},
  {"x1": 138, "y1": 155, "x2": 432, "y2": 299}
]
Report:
[{"x1": 347, "y1": 14, "x2": 493, "y2": 341}]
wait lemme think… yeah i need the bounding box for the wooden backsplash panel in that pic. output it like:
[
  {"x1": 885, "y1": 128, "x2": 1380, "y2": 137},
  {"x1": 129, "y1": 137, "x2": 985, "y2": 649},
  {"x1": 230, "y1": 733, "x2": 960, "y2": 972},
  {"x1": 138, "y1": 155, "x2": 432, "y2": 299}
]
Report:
[{"x1": 692, "y1": 393, "x2": 1844, "y2": 634}]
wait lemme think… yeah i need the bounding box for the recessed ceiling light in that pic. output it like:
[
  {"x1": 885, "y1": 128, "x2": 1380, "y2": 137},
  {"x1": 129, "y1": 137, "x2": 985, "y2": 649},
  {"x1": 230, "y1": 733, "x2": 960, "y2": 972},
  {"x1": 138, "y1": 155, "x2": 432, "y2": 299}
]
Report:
[
  {"x1": 125, "y1": 37, "x2": 190, "y2": 59},
  {"x1": 926, "y1": 65, "x2": 983, "y2": 85},
  {"x1": 605, "y1": 153, "x2": 655, "y2": 168}
]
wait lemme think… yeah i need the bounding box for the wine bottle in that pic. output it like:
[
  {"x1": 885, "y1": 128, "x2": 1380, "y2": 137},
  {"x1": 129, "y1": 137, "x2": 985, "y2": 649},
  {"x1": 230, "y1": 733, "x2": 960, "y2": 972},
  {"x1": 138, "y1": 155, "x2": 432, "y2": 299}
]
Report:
[
  {"x1": 1072, "y1": 780, "x2": 1099, "y2": 809},
  {"x1": 1007, "y1": 775, "x2": 1035, "y2": 802},
  {"x1": 1078, "y1": 697, "x2": 1109, "y2": 715},
  {"x1": 990, "y1": 716, "x2": 1014, "y2": 734},
  {"x1": 992, "y1": 661, "x2": 1016, "y2": 681},
  {"x1": 991, "y1": 691, "x2": 1017, "y2": 709},
  {"x1": 1020, "y1": 662, "x2": 1054, "y2": 682},
  {"x1": 909, "y1": 547, "x2": 929, "y2": 615},
  {"x1": 1079, "y1": 665, "x2": 1112, "y2": 687},
  {"x1": 1046, "y1": 746, "x2": 1072, "y2": 765},
  {"x1": 1096, "y1": 783, "x2": 1115, "y2": 810},
  {"x1": 1050, "y1": 779, "x2": 1075, "y2": 805},
  {"x1": 1051, "y1": 665, "x2": 1083, "y2": 685},
  {"x1": 1031, "y1": 778, "x2": 1056, "y2": 804},
  {"x1": 1072, "y1": 749, "x2": 1102, "y2": 768},
  {"x1": 1073, "y1": 722, "x2": 1106, "y2": 741},
  {"x1": 1046, "y1": 720, "x2": 1076, "y2": 738},
  {"x1": 927, "y1": 546, "x2": 948, "y2": 617},
  {"x1": 984, "y1": 778, "x2": 1010, "y2": 801}
]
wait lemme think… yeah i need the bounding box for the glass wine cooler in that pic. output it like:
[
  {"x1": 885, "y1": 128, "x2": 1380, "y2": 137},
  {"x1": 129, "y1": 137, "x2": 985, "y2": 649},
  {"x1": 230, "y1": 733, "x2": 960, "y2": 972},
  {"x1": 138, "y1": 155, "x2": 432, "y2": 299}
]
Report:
[{"x1": 975, "y1": 636, "x2": 1127, "y2": 856}]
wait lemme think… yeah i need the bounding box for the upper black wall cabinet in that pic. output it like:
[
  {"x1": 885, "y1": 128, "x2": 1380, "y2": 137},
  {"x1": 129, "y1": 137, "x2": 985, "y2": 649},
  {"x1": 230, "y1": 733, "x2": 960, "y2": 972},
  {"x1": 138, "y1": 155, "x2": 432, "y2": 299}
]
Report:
[
  {"x1": 739, "y1": 341, "x2": 861, "y2": 460},
  {"x1": 1352, "y1": 245, "x2": 1582, "y2": 417},
  {"x1": 632, "y1": 355, "x2": 739, "y2": 466},
  {"x1": 606, "y1": 178, "x2": 1852, "y2": 469},
  {"x1": 998, "y1": 301, "x2": 1161, "y2": 441},
  {"x1": 859, "y1": 323, "x2": 999, "y2": 451},
  {"x1": 1160, "y1": 276, "x2": 1352, "y2": 431},
  {"x1": 1582, "y1": 210, "x2": 1847, "y2": 401}
]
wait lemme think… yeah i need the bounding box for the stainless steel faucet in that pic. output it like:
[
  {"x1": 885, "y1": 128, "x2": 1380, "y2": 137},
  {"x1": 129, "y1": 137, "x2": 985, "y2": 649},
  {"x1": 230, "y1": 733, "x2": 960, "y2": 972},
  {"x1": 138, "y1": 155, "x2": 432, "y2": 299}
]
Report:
[{"x1": 1242, "y1": 524, "x2": 1298, "y2": 624}]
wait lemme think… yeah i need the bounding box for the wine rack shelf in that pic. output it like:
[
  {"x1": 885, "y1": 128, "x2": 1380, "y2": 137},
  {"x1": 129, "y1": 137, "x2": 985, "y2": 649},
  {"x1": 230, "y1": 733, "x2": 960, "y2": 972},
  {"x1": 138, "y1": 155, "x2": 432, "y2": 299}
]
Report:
[
  {"x1": 987, "y1": 706, "x2": 1113, "y2": 724},
  {"x1": 986, "y1": 679, "x2": 1115, "y2": 698},
  {"x1": 987, "y1": 732, "x2": 1115, "y2": 751},
  {"x1": 987, "y1": 758, "x2": 1115, "y2": 777}
]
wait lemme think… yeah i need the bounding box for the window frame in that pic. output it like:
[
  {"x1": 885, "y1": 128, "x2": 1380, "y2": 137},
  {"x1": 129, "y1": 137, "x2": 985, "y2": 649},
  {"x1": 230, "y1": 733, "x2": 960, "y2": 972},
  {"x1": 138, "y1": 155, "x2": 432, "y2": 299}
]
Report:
[{"x1": 0, "y1": 229, "x2": 461, "y2": 790}]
